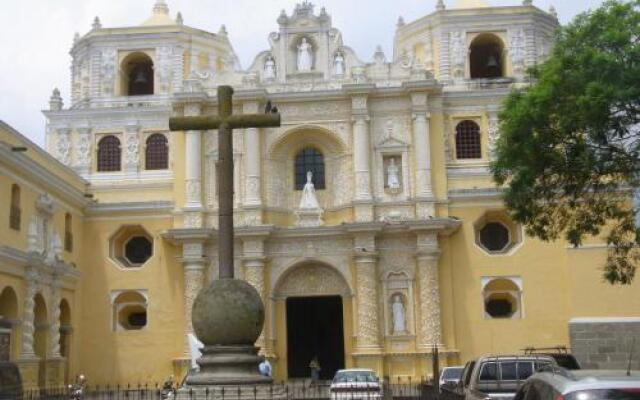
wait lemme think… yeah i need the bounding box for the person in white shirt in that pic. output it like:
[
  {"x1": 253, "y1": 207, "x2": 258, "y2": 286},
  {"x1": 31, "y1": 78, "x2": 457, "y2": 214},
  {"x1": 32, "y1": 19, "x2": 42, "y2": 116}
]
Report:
[{"x1": 259, "y1": 359, "x2": 272, "y2": 377}]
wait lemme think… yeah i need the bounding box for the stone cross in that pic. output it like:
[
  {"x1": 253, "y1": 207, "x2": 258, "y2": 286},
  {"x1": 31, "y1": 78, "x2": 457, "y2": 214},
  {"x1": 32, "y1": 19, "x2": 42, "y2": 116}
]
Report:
[{"x1": 170, "y1": 86, "x2": 281, "y2": 279}]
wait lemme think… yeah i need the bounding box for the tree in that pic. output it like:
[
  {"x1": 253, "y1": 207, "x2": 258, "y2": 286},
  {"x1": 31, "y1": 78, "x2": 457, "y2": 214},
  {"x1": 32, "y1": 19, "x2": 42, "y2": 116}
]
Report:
[{"x1": 492, "y1": 0, "x2": 640, "y2": 284}]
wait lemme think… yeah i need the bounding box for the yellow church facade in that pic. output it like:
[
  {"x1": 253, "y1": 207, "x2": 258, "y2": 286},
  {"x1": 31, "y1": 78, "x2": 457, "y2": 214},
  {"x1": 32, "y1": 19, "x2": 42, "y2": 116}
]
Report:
[{"x1": 2, "y1": 0, "x2": 640, "y2": 389}]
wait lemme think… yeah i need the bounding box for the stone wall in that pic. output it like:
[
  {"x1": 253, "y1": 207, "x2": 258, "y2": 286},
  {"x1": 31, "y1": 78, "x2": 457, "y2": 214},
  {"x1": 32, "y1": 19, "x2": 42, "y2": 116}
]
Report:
[{"x1": 569, "y1": 319, "x2": 640, "y2": 370}]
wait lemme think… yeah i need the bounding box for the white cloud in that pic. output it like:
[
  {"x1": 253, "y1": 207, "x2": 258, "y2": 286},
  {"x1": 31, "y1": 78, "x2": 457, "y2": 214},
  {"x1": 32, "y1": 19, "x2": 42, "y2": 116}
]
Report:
[{"x1": 0, "y1": 0, "x2": 604, "y2": 146}]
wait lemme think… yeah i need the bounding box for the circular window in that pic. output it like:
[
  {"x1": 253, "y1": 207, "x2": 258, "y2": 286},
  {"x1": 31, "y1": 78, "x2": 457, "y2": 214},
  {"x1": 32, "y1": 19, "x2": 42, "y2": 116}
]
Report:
[
  {"x1": 124, "y1": 236, "x2": 152, "y2": 265},
  {"x1": 479, "y1": 222, "x2": 510, "y2": 252}
]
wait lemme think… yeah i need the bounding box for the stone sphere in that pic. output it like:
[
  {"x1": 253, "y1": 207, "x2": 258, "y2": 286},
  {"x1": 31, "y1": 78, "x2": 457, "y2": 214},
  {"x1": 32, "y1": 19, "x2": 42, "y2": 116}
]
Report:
[{"x1": 192, "y1": 279, "x2": 264, "y2": 346}]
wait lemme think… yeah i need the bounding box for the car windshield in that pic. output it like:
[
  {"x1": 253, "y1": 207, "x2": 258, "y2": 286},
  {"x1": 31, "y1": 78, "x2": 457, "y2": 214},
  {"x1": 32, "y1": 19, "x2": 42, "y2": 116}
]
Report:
[
  {"x1": 566, "y1": 389, "x2": 640, "y2": 400},
  {"x1": 442, "y1": 368, "x2": 464, "y2": 380},
  {"x1": 333, "y1": 371, "x2": 378, "y2": 383}
]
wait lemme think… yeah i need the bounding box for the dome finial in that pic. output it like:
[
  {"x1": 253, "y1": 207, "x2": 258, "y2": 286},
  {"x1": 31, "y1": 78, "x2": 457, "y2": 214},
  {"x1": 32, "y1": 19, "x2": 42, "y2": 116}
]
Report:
[
  {"x1": 397, "y1": 16, "x2": 405, "y2": 28},
  {"x1": 176, "y1": 11, "x2": 183, "y2": 25},
  {"x1": 523, "y1": 0, "x2": 533, "y2": 5},
  {"x1": 92, "y1": 16, "x2": 102, "y2": 30},
  {"x1": 50, "y1": 88, "x2": 63, "y2": 111},
  {"x1": 549, "y1": 5, "x2": 558, "y2": 19},
  {"x1": 436, "y1": 0, "x2": 446, "y2": 11},
  {"x1": 153, "y1": 0, "x2": 170, "y2": 15}
]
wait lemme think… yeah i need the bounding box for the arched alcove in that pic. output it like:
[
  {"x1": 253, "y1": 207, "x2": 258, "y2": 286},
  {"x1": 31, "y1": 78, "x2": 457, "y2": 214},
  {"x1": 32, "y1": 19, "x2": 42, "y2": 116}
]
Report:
[
  {"x1": 0, "y1": 287, "x2": 18, "y2": 361},
  {"x1": 274, "y1": 262, "x2": 351, "y2": 298},
  {"x1": 120, "y1": 52, "x2": 154, "y2": 96},
  {"x1": 469, "y1": 33, "x2": 505, "y2": 79},
  {"x1": 267, "y1": 126, "x2": 349, "y2": 210},
  {"x1": 33, "y1": 293, "x2": 48, "y2": 358}
]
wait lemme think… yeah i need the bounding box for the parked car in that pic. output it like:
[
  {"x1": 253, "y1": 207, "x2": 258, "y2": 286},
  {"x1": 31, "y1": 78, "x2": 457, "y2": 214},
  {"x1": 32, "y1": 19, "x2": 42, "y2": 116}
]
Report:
[
  {"x1": 456, "y1": 355, "x2": 556, "y2": 400},
  {"x1": 330, "y1": 369, "x2": 382, "y2": 400},
  {"x1": 514, "y1": 368, "x2": 640, "y2": 400},
  {"x1": 440, "y1": 366, "x2": 465, "y2": 389},
  {"x1": 523, "y1": 347, "x2": 581, "y2": 370}
]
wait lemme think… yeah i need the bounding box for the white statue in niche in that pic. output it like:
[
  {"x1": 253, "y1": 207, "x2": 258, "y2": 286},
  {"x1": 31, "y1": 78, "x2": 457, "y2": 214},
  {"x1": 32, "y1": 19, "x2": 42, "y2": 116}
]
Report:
[
  {"x1": 392, "y1": 294, "x2": 406, "y2": 334},
  {"x1": 334, "y1": 52, "x2": 345, "y2": 75},
  {"x1": 387, "y1": 158, "x2": 401, "y2": 190},
  {"x1": 297, "y1": 38, "x2": 313, "y2": 71},
  {"x1": 299, "y1": 171, "x2": 320, "y2": 209},
  {"x1": 264, "y1": 56, "x2": 276, "y2": 79}
]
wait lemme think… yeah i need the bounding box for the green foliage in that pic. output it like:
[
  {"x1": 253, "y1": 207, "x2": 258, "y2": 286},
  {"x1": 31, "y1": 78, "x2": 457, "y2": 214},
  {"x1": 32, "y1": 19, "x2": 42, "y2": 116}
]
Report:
[{"x1": 492, "y1": 0, "x2": 640, "y2": 284}]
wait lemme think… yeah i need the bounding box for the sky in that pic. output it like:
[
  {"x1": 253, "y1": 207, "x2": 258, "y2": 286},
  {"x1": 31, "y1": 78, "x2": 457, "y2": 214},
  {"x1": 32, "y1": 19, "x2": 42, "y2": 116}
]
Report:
[{"x1": 0, "y1": 0, "x2": 606, "y2": 147}]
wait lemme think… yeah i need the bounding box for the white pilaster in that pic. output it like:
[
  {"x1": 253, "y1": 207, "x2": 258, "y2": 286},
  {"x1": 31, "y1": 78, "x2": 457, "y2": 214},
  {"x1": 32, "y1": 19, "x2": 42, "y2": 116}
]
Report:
[
  {"x1": 181, "y1": 242, "x2": 206, "y2": 357},
  {"x1": 184, "y1": 102, "x2": 203, "y2": 228},
  {"x1": 123, "y1": 122, "x2": 140, "y2": 173},
  {"x1": 243, "y1": 102, "x2": 262, "y2": 211},
  {"x1": 411, "y1": 92, "x2": 435, "y2": 218},
  {"x1": 415, "y1": 232, "x2": 442, "y2": 348}
]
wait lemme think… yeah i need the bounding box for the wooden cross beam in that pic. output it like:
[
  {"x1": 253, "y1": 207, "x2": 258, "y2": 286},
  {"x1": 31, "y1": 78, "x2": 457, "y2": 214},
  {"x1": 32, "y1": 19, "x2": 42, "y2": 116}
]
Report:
[{"x1": 169, "y1": 86, "x2": 281, "y2": 279}]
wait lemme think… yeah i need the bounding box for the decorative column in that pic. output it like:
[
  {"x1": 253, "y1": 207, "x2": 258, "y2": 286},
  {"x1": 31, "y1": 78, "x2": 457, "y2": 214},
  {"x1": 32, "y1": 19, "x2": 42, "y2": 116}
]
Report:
[
  {"x1": 415, "y1": 232, "x2": 442, "y2": 348},
  {"x1": 181, "y1": 242, "x2": 206, "y2": 357},
  {"x1": 351, "y1": 93, "x2": 374, "y2": 222},
  {"x1": 49, "y1": 278, "x2": 62, "y2": 358},
  {"x1": 411, "y1": 92, "x2": 435, "y2": 218},
  {"x1": 20, "y1": 280, "x2": 38, "y2": 359},
  {"x1": 243, "y1": 101, "x2": 263, "y2": 225},
  {"x1": 74, "y1": 125, "x2": 92, "y2": 176},
  {"x1": 123, "y1": 122, "x2": 140, "y2": 173},
  {"x1": 183, "y1": 102, "x2": 204, "y2": 228},
  {"x1": 353, "y1": 233, "x2": 381, "y2": 352},
  {"x1": 242, "y1": 237, "x2": 267, "y2": 351}
]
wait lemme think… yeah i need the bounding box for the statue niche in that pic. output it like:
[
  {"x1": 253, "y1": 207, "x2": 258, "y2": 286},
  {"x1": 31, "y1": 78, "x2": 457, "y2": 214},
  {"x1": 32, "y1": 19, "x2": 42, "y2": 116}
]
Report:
[{"x1": 297, "y1": 38, "x2": 314, "y2": 72}]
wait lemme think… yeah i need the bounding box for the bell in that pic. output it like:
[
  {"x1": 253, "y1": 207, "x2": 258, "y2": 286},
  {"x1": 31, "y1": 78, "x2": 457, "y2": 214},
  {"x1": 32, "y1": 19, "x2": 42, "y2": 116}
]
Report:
[
  {"x1": 133, "y1": 68, "x2": 148, "y2": 84},
  {"x1": 486, "y1": 55, "x2": 499, "y2": 68}
]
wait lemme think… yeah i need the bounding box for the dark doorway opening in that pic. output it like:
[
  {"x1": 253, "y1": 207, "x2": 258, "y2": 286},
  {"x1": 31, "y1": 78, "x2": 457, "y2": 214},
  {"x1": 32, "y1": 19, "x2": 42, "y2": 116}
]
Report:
[{"x1": 286, "y1": 296, "x2": 345, "y2": 380}]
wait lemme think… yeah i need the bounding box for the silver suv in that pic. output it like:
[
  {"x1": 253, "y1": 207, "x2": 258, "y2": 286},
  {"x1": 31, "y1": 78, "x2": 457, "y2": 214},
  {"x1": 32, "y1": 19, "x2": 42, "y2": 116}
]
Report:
[
  {"x1": 514, "y1": 368, "x2": 640, "y2": 400},
  {"x1": 456, "y1": 355, "x2": 556, "y2": 400}
]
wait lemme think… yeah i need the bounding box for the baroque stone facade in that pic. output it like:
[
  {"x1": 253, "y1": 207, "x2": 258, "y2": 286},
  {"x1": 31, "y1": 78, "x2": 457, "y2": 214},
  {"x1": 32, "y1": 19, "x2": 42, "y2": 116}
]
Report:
[{"x1": 21, "y1": 0, "x2": 631, "y2": 386}]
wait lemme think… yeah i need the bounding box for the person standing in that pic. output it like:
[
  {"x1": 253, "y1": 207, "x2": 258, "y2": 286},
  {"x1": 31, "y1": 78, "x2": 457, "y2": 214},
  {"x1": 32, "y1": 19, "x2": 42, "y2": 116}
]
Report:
[
  {"x1": 309, "y1": 356, "x2": 321, "y2": 383},
  {"x1": 259, "y1": 359, "x2": 272, "y2": 377}
]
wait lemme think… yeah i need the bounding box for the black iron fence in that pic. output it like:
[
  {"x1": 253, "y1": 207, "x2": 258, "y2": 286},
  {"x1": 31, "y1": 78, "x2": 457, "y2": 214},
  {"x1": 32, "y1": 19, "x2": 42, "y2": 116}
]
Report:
[{"x1": 7, "y1": 381, "x2": 446, "y2": 400}]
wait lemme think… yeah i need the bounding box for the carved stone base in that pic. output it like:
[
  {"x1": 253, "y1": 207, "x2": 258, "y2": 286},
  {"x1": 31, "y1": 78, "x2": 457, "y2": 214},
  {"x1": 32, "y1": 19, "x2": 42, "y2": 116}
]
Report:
[
  {"x1": 295, "y1": 209, "x2": 323, "y2": 227},
  {"x1": 416, "y1": 201, "x2": 435, "y2": 219},
  {"x1": 354, "y1": 203, "x2": 374, "y2": 222},
  {"x1": 45, "y1": 357, "x2": 65, "y2": 387},
  {"x1": 185, "y1": 345, "x2": 272, "y2": 386},
  {"x1": 15, "y1": 357, "x2": 40, "y2": 390}
]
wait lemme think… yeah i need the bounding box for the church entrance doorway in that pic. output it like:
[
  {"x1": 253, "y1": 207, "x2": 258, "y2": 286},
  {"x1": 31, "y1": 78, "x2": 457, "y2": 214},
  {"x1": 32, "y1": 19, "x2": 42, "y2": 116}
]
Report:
[{"x1": 286, "y1": 296, "x2": 345, "y2": 380}]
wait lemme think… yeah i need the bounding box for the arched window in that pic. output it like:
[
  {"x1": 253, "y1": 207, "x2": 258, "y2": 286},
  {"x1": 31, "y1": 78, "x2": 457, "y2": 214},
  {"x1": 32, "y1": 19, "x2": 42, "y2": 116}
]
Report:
[
  {"x1": 97, "y1": 136, "x2": 121, "y2": 172},
  {"x1": 469, "y1": 34, "x2": 504, "y2": 79},
  {"x1": 121, "y1": 52, "x2": 154, "y2": 96},
  {"x1": 455, "y1": 120, "x2": 482, "y2": 159},
  {"x1": 9, "y1": 184, "x2": 20, "y2": 231},
  {"x1": 64, "y1": 213, "x2": 73, "y2": 253},
  {"x1": 145, "y1": 134, "x2": 168, "y2": 170},
  {"x1": 295, "y1": 147, "x2": 325, "y2": 190}
]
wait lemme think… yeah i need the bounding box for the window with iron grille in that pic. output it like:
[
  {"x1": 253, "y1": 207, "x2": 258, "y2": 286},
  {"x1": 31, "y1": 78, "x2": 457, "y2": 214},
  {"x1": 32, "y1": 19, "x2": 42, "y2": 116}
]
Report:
[
  {"x1": 9, "y1": 184, "x2": 20, "y2": 231},
  {"x1": 145, "y1": 134, "x2": 168, "y2": 170},
  {"x1": 64, "y1": 213, "x2": 73, "y2": 253},
  {"x1": 294, "y1": 147, "x2": 325, "y2": 190},
  {"x1": 455, "y1": 120, "x2": 482, "y2": 159},
  {"x1": 97, "y1": 135, "x2": 121, "y2": 172}
]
